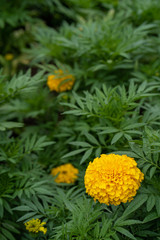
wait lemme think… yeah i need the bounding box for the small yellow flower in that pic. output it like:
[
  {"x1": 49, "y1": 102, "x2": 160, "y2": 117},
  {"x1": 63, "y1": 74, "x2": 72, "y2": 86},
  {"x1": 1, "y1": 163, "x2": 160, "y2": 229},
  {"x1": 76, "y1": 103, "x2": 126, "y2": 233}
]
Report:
[
  {"x1": 51, "y1": 163, "x2": 79, "y2": 183},
  {"x1": 84, "y1": 154, "x2": 144, "y2": 206},
  {"x1": 24, "y1": 218, "x2": 47, "y2": 234},
  {"x1": 155, "y1": 72, "x2": 159, "y2": 76},
  {"x1": 5, "y1": 53, "x2": 14, "y2": 61},
  {"x1": 47, "y1": 69, "x2": 75, "y2": 92}
]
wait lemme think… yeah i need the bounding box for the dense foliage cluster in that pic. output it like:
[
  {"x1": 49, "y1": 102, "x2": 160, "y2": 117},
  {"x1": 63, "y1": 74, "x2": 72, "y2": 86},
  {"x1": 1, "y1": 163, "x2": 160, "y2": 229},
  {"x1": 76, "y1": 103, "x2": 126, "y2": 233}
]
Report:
[{"x1": 0, "y1": 0, "x2": 160, "y2": 239}]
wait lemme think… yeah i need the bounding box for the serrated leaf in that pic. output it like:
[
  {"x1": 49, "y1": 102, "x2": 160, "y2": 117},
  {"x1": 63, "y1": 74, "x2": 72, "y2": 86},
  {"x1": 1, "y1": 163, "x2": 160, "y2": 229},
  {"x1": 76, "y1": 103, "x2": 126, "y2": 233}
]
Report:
[
  {"x1": 116, "y1": 219, "x2": 142, "y2": 227},
  {"x1": 142, "y1": 163, "x2": 151, "y2": 175},
  {"x1": 122, "y1": 194, "x2": 148, "y2": 218},
  {"x1": 124, "y1": 123, "x2": 145, "y2": 130},
  {"x1": 62, "y1": 148, "x2": 87, "y2": 158},
  {"x1": 73, "y1": 92, "x2": 84, "y2": 109},
  {"x1": 143, "y1": 212, "x2": 159, "y2": 223},
  {"x1": 149, "y1": 167, "x2": 156, "y2": 178},
  {"x1": 115, "y1": 227, "x2": 136, "y2": 240},
  {"x1": 13, "y1": 205, "x2": 31, "y2": 211},
  {"x1": 111, "y1": 132, "x2": 123, "y2": 145},
  {"x1": 34, "y1": 187, "x2": 53, "y2": 196},
  {"x1": 17, "y1": 212, "x2": 36, "y2": 222},
  {"x1": 100, "y1": 219, "x2": 112, "y2": 237},
  {"x1": 95, "y1": 147, "x2": 101, "y2": 157},
  {"x1": 69, "y1": 141, "x2": 91, "y2": 147},
  {"x1": 147, "y1": 195, "x2": 155, "y2": 212},
  {"x1": 80, "y1": 148, "x2": 93, "y2": 164},
  {"x1": 137, "y1": 81, "x2": 147, "y2": 93},
  {"x1": 100, "y1": 127, "x2": 118, "y2": 135},
  {"x1": 1, "y1": 228, "x2": 16, "y2": 240},
  {"x1": 84, "y1": 132, "x2": 99, "y2": 145}
]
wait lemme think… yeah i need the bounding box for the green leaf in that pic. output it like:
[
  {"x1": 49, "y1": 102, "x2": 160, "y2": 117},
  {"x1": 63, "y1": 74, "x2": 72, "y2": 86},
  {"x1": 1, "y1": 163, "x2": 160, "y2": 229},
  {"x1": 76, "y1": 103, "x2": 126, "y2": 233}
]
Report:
[
  {"x1": 0, "y1": 200, "x2": 4, "y2": 218},
  {"x1": 142, "y1": 163, "x2": 151, "y2": 175},
  {"x1": 80, "y1": 148, "x2": 93, "y2": 164},
  {"x1": 100, "y1": 127, "x2": 118, "y2": 134},
  {"x1": 62, "y1": 148, "x2": 87, "y2": 158},
  {"x1": 143, "y1": 212, "x2": 159, "y2": 223},
  {"x1": 94, "y1": 222, "x2": 100, "y2": 239},
  {"x1": 112, "y1": 151, "x2": 139, "y2": 158},
  {"x1": 100, "y1": 219, "x2": 112, "y2": 237},
  {"x1": 122, "y1": 194, "x2": 148, "y2": 218},
  {"x1": 147, "y1": 195, "x2": 156, "y2": 212},
  {"x1": 156, "y1": 196, "x2": 160, "y2": 216},
  {"x1": 112, "y1": 232, "x2": 120, "y2": 240},
  {"x1": 2, "y1": 222, "x2": 19, "y2": 234},
  {"x1": 130, "y1": 143, "x2": 144, "y2": 157},
  {"x1": 34, "y1": 187, "x2": 53, "y2": 196},
  {"x1": 0, "y1": 121, "x2": 24, "y2": 131},
  {"x1": 13, "y1": 206, "x2": 31, "y2": 211},
  {"x1": 84, "y1": 132, "x2": 99, "y2": 145},
  {"x1": 69, "y1": 141, "x2": 91, "y2": 147},
  {"x1": 149, "y1": 167, "x2": 156, "y2": 178},
  {"x1": 115, "y1": 227, "x2": 136, "y2": 240},
  {"x1": 73, "y1": 92, "x2": 84, "y2": 110},
  {"x1": 123, "y1": 123, "x2": 145, "y2": 130},
  {"x1": 137, "y1": 81, "x2": 147, "y2": 93},
  {"x1": 1, "y1": 228, "x2": 16, "y2": 240},
  {"x1": 0, "y1": 233, "x2": 7, "y2": 240},
  {"x1": 17, "y1": 212, "x2": 36, "y2": 222},
  {"x1": 111, "y1": 132, "x2": 123, "y2": 145},
  {"x1": 95, "y1": 147, "x2": 101, "y2": 157},
  {"x1": 116, "y1": 219, "x2": 142, "y2": 227},
  {"x1": 124, "y1": 134, "x2": 132, "y2": 141}
]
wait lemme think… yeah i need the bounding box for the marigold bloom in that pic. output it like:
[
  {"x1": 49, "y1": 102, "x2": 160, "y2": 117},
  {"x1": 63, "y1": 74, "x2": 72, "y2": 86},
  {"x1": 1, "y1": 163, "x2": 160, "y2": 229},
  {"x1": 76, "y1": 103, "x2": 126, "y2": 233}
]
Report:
[
  {"x1": 51, "y1": 163, "x2": 79, "y2": 183},
  {"x1": 24, "y1": 218, "x2": 47, "y2": 234},
  {"x1": 84, "y1": 154, "x2": 144, "y2": 206},
  {"x1": 5, "y1": 53, "x2": 14, "y2": 61},
  {"x1": 47, "y1": 69, "x2": 75, "y2": 92}
]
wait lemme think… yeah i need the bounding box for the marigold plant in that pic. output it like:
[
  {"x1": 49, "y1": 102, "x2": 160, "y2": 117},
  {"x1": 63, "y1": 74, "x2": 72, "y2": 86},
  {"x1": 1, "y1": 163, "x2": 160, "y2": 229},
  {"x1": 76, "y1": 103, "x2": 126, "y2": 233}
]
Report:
[
  {"x1": 24, "y1": 218, "x2": 47, "y2": 234},
  {"x1": 51, "y1": 163, "x2": 79, "y2": 183},
  {"x1": 47, "y1": 69, "x2": 75, "y2": 92},
  {"x1": 84, "y1": 154, "x2": 144, "y2": 206}
]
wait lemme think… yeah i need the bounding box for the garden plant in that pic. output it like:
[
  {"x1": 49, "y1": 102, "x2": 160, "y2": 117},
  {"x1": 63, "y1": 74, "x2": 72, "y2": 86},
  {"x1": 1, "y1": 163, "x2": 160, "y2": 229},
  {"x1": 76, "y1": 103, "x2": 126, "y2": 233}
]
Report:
[{"x1": 0, "y1": 0, "x2": 160, "y2": 239}]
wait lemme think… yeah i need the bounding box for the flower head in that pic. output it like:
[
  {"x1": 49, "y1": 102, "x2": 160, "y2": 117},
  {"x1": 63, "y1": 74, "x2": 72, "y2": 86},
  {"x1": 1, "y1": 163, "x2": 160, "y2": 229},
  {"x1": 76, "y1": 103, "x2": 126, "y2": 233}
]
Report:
[
  {"x1": 5, "y1": 53, "x2": 14, "y2": 61},
  {"x1": 84, "y1": 154, "x2": 144, "y2": 206},
  {"x1": 47, "y1": 69, "x2": 75, "y2": 92},
  {"x1": 51, "y1": 163, "x2": 79, "y2": 183},
  {"x1": 24, "y1": 218, "x2": 47, "y2": 234}
]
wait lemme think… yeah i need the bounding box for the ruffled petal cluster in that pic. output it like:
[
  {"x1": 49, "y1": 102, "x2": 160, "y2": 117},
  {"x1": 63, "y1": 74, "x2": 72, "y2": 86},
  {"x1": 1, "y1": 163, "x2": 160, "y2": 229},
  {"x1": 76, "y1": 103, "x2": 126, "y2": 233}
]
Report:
[
  {"x1": 51, "y1": 163, "x2": 79, "y2": 183},
  {"x1": 25, "y1": 218, "x2": 47, "y2": 234},
  {"x1": 84, "y1": 154, "x2": 144, "y2": 206},
  {"x1": 47, "y1": 69, "x2": 75, "y2": 92}
]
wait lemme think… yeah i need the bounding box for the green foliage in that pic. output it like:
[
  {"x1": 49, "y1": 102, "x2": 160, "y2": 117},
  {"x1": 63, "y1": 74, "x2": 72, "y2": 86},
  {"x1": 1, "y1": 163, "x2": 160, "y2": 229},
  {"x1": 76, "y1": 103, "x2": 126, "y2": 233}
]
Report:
[
  {"x1": 28, "y1": 17, "x2": 157, "y2": 90},
  {"x1": 1, "y1": 0, "x2": 160, "y2": 239}
]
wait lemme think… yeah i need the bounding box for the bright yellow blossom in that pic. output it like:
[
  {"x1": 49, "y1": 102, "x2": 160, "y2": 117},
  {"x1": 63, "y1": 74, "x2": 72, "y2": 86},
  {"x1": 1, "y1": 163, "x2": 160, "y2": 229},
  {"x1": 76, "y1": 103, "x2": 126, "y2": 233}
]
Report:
[
  {"x1": 51, "y1": 163, "x2": 79, "y2": 183},
  {"x1": 5, "y1": 53, "x2": 14, "y2": 61},
  {"x1": 24, "y1": 218, "x2": 47, "y2": 234},
  {"x1": 84, "y1": 154, "x2": 144, "y2": 206},
  {"x1": 47, "y1": 69, "x2": 75, "y2": 92}
]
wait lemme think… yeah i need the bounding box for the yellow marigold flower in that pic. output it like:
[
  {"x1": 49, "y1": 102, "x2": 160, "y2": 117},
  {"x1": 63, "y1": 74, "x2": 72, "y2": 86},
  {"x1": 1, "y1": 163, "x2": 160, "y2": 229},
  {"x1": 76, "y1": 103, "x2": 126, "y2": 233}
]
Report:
[
  {"x1": 51, "y1": 163, "x2": 79, "y2": 183},
  {"x1": 5, "y1": 53, "x2": 14, "y2": 61},
  {"x1": 24, "y1": 218, "x2": 47, "y2": 234},
  {"x1": 84, "y1": 154, "x2": 144, "y2": 206},
  {"x1": 47, "y1": 69, "x2": 75, "y2": 92}
]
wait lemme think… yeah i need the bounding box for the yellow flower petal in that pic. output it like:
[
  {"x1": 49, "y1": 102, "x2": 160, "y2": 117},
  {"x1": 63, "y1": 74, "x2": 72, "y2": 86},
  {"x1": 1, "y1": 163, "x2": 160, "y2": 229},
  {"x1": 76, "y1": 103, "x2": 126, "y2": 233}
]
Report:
[
  {"x1": 51, "y1": 163, "x2": 79, "y2": 183},
  {"x1": 84, "y1": 154, "x2": 144, "y2": 206},
  {"x1": 47, "y1": 69, "x2": 75, "y2": 92}
]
